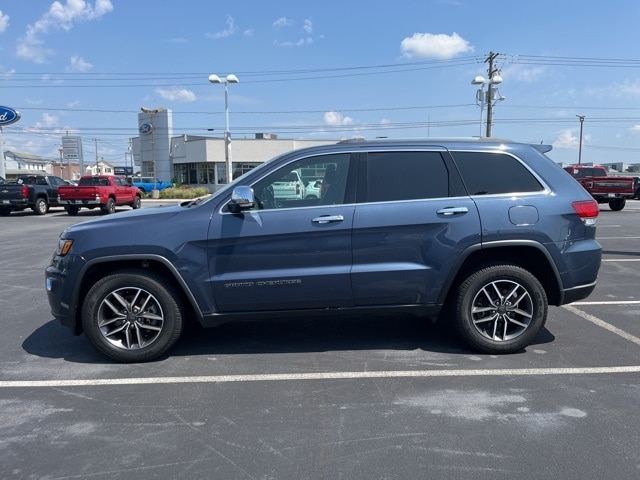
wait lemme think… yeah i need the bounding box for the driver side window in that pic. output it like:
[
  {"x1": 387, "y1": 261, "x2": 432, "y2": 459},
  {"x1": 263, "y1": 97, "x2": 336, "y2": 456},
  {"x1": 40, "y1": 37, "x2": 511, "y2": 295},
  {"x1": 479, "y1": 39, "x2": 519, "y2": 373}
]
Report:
[{"x1": 251, "y1": 153, "x2": 351, "y2": 210}]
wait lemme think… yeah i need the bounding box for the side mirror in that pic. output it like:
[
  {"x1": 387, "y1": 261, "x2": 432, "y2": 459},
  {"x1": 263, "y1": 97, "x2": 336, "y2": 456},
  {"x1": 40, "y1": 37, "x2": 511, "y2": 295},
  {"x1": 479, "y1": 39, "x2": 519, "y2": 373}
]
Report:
[{"x1": 228, "y1": 185, "x2": 254, "y2": 213}]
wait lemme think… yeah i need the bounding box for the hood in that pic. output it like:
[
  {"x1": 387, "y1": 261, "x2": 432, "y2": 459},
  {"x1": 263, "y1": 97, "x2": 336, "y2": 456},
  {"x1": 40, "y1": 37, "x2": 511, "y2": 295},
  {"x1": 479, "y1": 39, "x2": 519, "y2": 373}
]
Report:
[{"x1": 66, "y1": 204, "x2": 183, "y2": 234}]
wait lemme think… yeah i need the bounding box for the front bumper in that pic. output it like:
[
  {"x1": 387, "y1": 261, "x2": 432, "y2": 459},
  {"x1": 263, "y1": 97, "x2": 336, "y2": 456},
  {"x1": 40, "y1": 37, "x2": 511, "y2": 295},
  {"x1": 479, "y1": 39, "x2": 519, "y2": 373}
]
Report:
[{"x1": 45, "y1": 258, "x2": 82, "y2": 335}]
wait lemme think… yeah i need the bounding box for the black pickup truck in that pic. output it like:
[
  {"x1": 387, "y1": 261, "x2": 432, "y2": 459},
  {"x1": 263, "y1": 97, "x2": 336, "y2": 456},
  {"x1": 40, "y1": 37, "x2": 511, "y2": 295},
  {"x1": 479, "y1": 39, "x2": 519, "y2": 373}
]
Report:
[{"x1": 0, "y1": 174, "x2": 68, "y2": 216}]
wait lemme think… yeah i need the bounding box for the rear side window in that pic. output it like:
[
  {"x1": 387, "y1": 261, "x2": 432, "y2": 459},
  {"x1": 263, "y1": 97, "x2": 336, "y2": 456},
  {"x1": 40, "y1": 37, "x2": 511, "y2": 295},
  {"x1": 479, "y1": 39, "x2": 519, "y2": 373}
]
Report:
[
  {"x1": 452, "y1": 152, "x2": 544, "y2": 195},
  {"x1": 366, "y1": 151, "x2": 449, "y2": 202}
]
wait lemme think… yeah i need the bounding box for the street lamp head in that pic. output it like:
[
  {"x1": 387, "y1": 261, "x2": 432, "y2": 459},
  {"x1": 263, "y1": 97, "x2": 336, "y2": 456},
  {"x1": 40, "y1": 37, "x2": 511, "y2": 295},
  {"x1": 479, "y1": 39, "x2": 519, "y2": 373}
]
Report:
[
  {"x1": 472, "y1": 75, "x2": 503, "y2": 85},
  {"x1": 209, "y1": 74, "x2": 239, "y2": 84},
  {"x1": 140, "y1": 106, "x2": 163, "y2": 114},
  {"x1": 209, "y1": 74, "x2": 240, "y2": 83}
]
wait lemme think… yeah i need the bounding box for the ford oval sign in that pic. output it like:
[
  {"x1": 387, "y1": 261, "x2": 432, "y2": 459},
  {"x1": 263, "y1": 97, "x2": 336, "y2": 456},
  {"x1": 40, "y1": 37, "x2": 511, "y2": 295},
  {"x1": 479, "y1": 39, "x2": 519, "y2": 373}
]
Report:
[
  {"x1": 139, "y1": 123, "x2": 153, "y2": 135},
  {"x1": 0, "y1": 106, "x2": 21, "y2": 126}
]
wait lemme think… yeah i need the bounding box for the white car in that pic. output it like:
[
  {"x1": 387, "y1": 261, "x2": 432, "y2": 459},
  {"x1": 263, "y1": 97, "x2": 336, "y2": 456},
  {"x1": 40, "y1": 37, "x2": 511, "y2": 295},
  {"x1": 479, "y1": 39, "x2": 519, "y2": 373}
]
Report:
[
  {"x1": 304, "y1": 179, "x2": 322, "y2": 199},
  {"x1": 271, "y1": 170, "x2": 305, "y2": 200}
]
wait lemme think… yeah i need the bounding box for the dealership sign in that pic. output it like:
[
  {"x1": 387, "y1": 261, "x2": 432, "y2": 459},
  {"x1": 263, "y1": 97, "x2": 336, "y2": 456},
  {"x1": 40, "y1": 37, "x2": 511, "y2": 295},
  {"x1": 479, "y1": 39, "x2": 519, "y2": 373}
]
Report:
[
  {"x1": 139, "y1": 123, "x2": 153, "y2": 134},
  {"x1": 0, "y1": 106, "x2": 21, "y2": 126}
]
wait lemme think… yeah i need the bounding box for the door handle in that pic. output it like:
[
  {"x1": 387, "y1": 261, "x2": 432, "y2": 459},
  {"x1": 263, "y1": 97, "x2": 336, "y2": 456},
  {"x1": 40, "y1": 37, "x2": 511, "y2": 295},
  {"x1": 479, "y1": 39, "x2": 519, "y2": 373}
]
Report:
[
  {"x1": 436, "y1": 207, "x2": 469, "y2": 216},
  {"x1": 312, "y1": 215, "x2": 344, "y2": 224}
]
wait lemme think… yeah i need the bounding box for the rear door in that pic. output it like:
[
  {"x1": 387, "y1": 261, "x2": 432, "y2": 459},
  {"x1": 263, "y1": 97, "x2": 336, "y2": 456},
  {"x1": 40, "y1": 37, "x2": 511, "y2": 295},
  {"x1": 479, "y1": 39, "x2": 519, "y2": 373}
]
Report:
[
  {"x1": 46, "y1": 176, "x2": 66, "y2": 205},
  {"x1": 208, "y1": 153, "x2": 357, "y2": 312},
  {"x1": 351, "y1": 149, "x2": 481, "y2": 306},
  {"x1": 114, "y1": 176, "x2": 135, "y2": 202}
]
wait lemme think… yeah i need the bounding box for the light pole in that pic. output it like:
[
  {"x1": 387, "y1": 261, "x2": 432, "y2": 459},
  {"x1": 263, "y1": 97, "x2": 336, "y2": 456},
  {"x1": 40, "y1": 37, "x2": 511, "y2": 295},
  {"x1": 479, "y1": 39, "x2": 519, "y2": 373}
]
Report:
[
  {"x1": 576, "y1": 115, "x2": 585, "y2": 165},
  {"x1": 471, "y1": 75, "x2": 505, "y2": 137},
  {"x1": 58, "y1": 147, "x2": 66, "y2": 180},
  {"x1": 140, "y1": 106, "x2": 163, "y2": 197},
  {"x1": 208, "y1": 74, "x2": 239, "y2": 184}
]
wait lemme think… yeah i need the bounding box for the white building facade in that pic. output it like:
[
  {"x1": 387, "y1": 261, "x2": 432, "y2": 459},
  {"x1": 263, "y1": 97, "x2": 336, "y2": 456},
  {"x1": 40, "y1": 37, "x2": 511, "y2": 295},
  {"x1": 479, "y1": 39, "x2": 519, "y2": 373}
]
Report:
[{"x1": 131, "y1": 108, "x2": 338, "y2": 191}]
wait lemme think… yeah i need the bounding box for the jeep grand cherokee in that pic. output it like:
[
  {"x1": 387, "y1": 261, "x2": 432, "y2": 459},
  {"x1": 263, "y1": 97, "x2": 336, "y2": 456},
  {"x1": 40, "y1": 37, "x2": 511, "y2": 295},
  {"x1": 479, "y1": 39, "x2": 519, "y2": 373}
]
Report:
[{"x1": 46, "y1": 138, "x2": 602, "y2": 362}]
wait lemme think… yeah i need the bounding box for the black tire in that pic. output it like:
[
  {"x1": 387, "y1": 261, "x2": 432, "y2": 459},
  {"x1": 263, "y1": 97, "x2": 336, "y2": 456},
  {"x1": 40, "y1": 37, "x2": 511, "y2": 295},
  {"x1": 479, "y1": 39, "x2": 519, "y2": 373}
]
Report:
[
  {"x1": 0, "y1": 208, "x2": 10, "y2": 216},
  {"x1": 33, "y1": 197, "x2": 48, "y2": 215},
  {"x1": 609, "y1": 198, "x2": 625, "y2": 211},
  {"x1": 454, "y1": 264, "x2": 547, "y2": 354},
  {"x1": 138, "y1": 187, "x2": 146, "y2": 194},
  {"x1": 65, "y1": 206, "x2": 79, "y2": 216},
  {"x1": 131, "y1": 196, "x2": 142, "y2": 209},
  {"x1": 101, "y1": 198, "x2": 116, "y2": 214},
  {"x1": 81, "y1": 269, "x2": 184, "y2": 362}
]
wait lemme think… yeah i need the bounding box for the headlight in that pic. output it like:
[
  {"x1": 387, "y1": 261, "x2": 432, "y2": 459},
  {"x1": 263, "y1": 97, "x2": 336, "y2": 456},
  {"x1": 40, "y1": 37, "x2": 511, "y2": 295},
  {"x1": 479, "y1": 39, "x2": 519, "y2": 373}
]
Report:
[{"x1": 58, "y1": 238, "x2": 73, "y2": 256}]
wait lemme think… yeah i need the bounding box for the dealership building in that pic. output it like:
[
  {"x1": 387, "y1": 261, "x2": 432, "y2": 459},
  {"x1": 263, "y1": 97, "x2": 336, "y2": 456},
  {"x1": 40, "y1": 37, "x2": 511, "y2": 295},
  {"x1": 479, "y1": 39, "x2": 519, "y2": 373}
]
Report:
[{"x1": 132, "y1": 108, "x2": 337, "y2": 190}]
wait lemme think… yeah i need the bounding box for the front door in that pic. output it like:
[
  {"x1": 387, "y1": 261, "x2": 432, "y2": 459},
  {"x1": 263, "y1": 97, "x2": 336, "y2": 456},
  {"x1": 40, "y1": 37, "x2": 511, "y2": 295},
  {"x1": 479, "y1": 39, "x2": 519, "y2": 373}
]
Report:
[{"x1": 208, "y1": 153, "x2": 356, "y2": 312}]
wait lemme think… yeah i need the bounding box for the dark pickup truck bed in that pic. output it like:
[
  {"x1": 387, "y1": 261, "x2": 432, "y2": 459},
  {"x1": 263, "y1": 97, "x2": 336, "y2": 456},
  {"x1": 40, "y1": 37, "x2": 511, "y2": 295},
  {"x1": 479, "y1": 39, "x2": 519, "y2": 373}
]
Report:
[{"x1": 0, "y1": 174, "x2": 68, "y2": 216}]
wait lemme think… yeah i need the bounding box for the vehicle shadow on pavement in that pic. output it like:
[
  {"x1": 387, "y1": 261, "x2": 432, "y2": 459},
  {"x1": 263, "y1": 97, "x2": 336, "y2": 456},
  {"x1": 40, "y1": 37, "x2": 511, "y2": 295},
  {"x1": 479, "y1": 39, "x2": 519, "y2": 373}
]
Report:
[
  {"x1": 21, "y1": 314, "x2": 555, "y2": 364},
  {"x1": 173, "y1": 315, "x2": 555, "y2": 358}
]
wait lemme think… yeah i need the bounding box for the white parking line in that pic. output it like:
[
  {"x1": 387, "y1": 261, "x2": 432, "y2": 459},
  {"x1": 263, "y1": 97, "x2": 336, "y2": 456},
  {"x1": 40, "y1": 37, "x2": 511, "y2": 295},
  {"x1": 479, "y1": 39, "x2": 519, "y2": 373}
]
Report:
[
  {"x1": 597, "y1": 236, "x2": 640, "y2": 240},
  {"x1": 601, "y1": 259, "x2": 640, "y2": 262},
  {"x1": 563, "y1": 304, "x2": 640, "y2": 346},
  {"x1": 1, "y1": 366, "x2": 640, "y2": 388},
  {"x1": 573, "y1": 300, "x2": 640, "y2": 304}
]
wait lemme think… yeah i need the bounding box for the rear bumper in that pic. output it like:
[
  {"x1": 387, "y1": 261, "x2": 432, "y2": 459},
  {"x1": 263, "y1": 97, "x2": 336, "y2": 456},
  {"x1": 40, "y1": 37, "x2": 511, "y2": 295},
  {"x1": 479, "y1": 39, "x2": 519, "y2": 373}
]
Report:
[
  {"x1": 59, "y1": 198, "x2": 101, "y2": 207},
  {"x1": 561, "y1": 281, "x2": 597, "y2": 305},
  {"x1": 558, "y1": 239, "x2": 602, "y2": 305}
]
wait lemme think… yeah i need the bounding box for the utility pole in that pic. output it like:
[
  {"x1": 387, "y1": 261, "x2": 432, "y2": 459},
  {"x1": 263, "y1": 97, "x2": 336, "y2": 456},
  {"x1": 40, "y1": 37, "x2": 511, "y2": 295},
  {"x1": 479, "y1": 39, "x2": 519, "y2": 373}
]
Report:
[
  {"x1": 485, "y1": 52, "x2": 500, "y2": 137},
  {"x1": 93, "y1": 138, "x2": 99, "y2": 174},
  {"x1": 576, "y1": 115, "x2": 585, "y2": 165}
]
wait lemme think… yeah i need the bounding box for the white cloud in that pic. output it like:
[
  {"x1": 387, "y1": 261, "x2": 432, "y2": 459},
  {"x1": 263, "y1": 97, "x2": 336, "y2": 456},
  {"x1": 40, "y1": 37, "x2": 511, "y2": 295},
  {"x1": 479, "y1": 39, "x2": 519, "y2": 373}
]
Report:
[
  {"x1": 0, "y1": 10, "x2": 9, "y2": 33},
  {"x1": 273, "y1": 17, "x2": 292, "y2": 29},
  {"x1": 273, "y1": 18, "x2": 317, "y2": 48},
  {"x1": 583, "y1": 79, "x2": 640, "y2": 100},
  {"x1": 628, "y1": 125, "x2": 640, "y2": 136},
  {"x1": 324, "y1": 111, "x2": 353, "y2": 126},
  {"x1": 17, "y1": 0, "x2": 114, "y2": 63},
  {"x1": 616, "y1": 79, "x2": 640, "y2": 96},
  {"x1": 400, "y1": 32, "x2": 473, "y2": 59},
  {"x1": 155, "y1": 87, "x2": 196, "y2": 102},
  {"x1": 500, "y1": 64, "x2": 546, "y2": 84},
  {"x1": 206, "y1": 15, "x2": 236, "y2": 39},
  {"x1": 303, "y1": 19, "x2": 313, "y2": 34},
  {"x1": 553, "y1": 129, "x2": 591, "y2": 149},
  {"x1": 0, "y1": 69, "x2": 16, "y2": 80},
  {"x1": 66, "y1": 55, "x2": 92, "y2": 72},
  {"x1": 35, "y1": 112, "x2": 59, "y2": 129}
]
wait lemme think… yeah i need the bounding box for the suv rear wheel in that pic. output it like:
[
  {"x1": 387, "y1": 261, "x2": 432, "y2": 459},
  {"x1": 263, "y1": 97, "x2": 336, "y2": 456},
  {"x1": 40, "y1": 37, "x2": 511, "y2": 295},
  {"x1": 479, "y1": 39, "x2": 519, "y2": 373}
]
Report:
[
  {"x1": 454, "y1": 264, "x2": 547, "y2": 354},
  {"x1": 81, "y1": 269, "x2": 184, "y2": 362}
]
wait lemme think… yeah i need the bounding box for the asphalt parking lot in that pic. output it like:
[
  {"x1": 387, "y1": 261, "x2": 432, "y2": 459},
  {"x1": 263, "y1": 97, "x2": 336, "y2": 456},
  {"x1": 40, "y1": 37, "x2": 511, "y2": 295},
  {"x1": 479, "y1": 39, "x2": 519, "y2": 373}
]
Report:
[{"x1": 1, "y1": 200, "x2": 639, "y2": 479}]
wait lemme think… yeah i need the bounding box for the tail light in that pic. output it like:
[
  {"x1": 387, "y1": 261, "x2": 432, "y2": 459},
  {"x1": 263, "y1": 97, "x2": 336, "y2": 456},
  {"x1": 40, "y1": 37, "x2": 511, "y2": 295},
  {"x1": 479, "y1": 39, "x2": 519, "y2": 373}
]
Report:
[
  {"x1": 572, "y1": 200, "x2": 599, "y2": 225},
  {"x1": 20, "y1": 185, "x2": 28, "y2": 198}
]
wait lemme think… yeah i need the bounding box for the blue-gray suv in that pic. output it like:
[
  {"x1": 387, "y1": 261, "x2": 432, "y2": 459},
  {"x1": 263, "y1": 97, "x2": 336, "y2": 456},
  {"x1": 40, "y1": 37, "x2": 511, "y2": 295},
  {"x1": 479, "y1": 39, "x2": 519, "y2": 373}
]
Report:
[{"x1": 45, "y1": 138, "x2": 602, "y2": 362}]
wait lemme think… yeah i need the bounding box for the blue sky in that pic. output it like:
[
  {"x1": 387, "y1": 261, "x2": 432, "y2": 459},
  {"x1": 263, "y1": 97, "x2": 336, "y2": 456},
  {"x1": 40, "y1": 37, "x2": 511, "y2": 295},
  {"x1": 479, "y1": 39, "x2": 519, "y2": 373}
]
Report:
[{"x1": 1, "y1": 0, "x2": 640, "y2": 167}]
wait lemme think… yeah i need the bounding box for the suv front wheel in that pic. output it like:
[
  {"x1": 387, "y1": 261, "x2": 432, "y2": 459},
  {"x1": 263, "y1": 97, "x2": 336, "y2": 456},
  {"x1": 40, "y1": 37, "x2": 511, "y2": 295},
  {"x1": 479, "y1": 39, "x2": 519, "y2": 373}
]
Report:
[
  {"x1": 81, "y1": 269, "x2": 184, "y2": 362},
  {"x1": 454, "y1": 264, "x2": 547, "y2": 354}
]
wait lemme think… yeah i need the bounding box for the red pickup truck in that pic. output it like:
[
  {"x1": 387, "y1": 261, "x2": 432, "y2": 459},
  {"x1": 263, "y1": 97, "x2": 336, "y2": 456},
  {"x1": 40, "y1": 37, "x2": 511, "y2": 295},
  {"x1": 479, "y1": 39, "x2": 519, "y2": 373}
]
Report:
[
  {"x1": 563, "y1": 165, "x2": 635, "y2": 211},
  {"x1": 57, "y1": 175, "x2": 142, "y2": 215}
]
